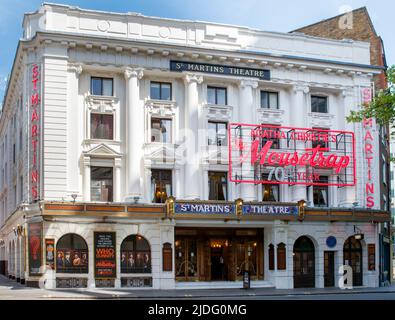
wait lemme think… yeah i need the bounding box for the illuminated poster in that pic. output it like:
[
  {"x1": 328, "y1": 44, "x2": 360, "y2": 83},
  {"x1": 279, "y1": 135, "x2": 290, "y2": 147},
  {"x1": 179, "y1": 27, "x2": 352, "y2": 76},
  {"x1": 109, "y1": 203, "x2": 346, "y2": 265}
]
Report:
[
  {"x1": 94, "y1": 232, "x2": 116, "y2": 279},
  {"x1": 28, "y1": 223, "x2": 42, "y2": 276},
  {"x1": 45, "y1": 239, "x2": 55, "y2": 270},
  {"x1": 229, "y1": 123, "x2": 356, "y2": 187}
]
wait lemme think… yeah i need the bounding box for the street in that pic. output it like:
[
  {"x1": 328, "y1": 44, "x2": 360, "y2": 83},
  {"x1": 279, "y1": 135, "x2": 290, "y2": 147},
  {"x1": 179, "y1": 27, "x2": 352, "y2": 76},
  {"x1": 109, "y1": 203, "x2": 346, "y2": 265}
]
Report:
[{"x1": 0, "y1": 276, "x2": 394, "y2": 300}]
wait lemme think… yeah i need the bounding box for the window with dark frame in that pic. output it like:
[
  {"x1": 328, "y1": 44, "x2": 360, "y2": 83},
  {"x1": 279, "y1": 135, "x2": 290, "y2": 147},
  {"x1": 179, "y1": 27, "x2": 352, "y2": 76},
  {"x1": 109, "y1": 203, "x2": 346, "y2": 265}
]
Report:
[
  {"x1": 311, "y1": 95, "x2": 328, "y2": 113},
  {"x1": 56, "y1": 234, "x2": 89, "y2": 274},
  {"x1": 120, "y1": 235, "x2": 151, "y2": 274},
  {"x1": 151, "y1": 118, "x2": 172, "y2": 143},
  {"x1": 261, "y1": 91, "x2": 279, "y2": 109},
  {"x1": 262, "y1": 174, "x2": 280, "y2": 202},
  {"x1": 91, "y1": 77, "x2": 114, "y2": 96},
  {"x1": 313, "y1": 176, "x2": 329, "y2": 207},
  {"x1": 208, "y1": 121, "x2": 227, "y2": 146},
  {"x1": 150, "y1": 82, "x2": 172, "y2": 100},
  {"x1": 312, "y1": 127, "x2": 329, "y2": 149},
  {"x1": 208, "y1": 171, "x2": 228, "y2": 201},
  {"x1": 91, "y1": 114, "x2": 114, "y2": 140},
  {"x1": 260, "y1": 125, "x2": 280, "y2": 149},
  {"x1": 151, "y1": 169, "x2": 172, "y2": 203},
  {"x1": 90, "y1": 167, "x2": 113, "y2": 202},
  {"x1": 207, "y1": 86, "x2": 227, "y2": 105}
]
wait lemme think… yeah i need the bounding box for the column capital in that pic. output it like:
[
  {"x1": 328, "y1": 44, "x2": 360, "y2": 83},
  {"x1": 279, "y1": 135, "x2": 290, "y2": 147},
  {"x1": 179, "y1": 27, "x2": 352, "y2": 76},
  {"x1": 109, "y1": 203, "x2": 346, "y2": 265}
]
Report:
[
  {"x1": 68, "y1": 63, "x2": 83, "y2": 77},
  {"x1": 114, "y1": 157, "x2": 123, "y2": 168},
  {"x1": 184, "y1": 73, "x2": 203, "y2": 85},
  {"x1": 124, "y1": 67, "x2": 144, "y2": 80},
  {"x1": 82, "y1": 156, "x2": 91, "y2": 166},
  {"x1": 239, "y1": 79, "x2": 258, "y2": 89},
  {"x1": 292, "y1": 84, "x2": 310, "y2": 94}
]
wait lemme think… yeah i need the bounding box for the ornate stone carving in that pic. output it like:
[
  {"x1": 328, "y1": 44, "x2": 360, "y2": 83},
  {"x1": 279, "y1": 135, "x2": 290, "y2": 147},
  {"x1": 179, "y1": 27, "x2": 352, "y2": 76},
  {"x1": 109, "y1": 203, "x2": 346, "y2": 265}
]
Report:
[
  {"x1": 239, "y1": 79, "x2": 258, "y2": 89},
  {"x1": 124, "y1": 67, "x2": 144, "y2": 80},
  {"x1": 68, "y1": 63, "x2": 83, "y2": 77},
  {"x1": 184, "y1": 73, "x2": 203, "y2": 84}
]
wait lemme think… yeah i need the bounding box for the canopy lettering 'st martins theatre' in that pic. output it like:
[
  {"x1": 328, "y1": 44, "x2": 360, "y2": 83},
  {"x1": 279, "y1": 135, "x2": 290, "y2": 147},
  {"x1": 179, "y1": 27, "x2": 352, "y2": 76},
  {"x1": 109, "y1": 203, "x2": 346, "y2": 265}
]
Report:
[{"x1": 0, "y1": 4, "x2": 391, "y2": 290}]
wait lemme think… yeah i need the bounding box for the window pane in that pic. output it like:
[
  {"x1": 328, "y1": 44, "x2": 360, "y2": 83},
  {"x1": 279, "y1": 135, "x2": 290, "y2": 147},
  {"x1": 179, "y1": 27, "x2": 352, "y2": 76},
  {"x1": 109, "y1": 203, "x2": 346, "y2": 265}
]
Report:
[
  {"x1": 311, "y1": 96, "x2": 328, "y2": 113},
  {"x1": 91, "y1": 167, "x2": 113, "y2": 202},
  {"x1": 161, "y1": 83, "x2": 171, "y2": 100},
  {"x1": 150, "y1": 82, "x2": 161, "y2": 100},
  {"x1": 208, "y1": 171, "x2": 227, "y2": 200},
  {"x1": 261, "y1": 91, "x2": 268, "y2": 108},
  {"x1": 91, "y1": 114, "x2": 113, "y2": 140},
  {"x1": 207, "y1": 87, "x2": 216, "y2": 104},
  {"x1": 91, "y1": 78, "x2": 102, "y2": 95},
  {"x1": 207, "y1": 122, "x2": 217, "y2": 145},
  {"x1": 151, "y1": 118, "x2": 172, "y2": 143},
  {"x1": 102, "y1": 79, "x2": 113, "y2": 96},
  {"x1": 269, "y1": 92, "x2": 278, "y2": 109},
  {"x1": 217, "y1": 88, "x2": 226, "y2": 105},
  {"x1": 217, "y1": 122, "x2": 227, "y2": 146},
  {"x1": 151, "y1": 169, "x2": 172, "y2": 203}
]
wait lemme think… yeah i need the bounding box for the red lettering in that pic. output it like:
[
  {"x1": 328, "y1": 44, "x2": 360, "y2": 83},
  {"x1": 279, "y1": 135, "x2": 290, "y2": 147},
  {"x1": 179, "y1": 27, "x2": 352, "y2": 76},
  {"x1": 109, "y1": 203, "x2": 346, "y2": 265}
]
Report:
[
  {"x1": 31, "y1": 109, "x2": 39, "y2": 122},
  {"x1": 32, "y1": 125, "x2": 38, "y2": 137},
  {"x1": 366, "y1": 183, "x2": 374, "y2": 195},
  {"x1": 31, "y1": 93, "x2": 40, "y2": 106},
  {"x1": 32, "y1": 186, "x2": 38, "y2": 199},
  {"x1": 366, "y1": 196, "x2": 375, "y2": 208}
]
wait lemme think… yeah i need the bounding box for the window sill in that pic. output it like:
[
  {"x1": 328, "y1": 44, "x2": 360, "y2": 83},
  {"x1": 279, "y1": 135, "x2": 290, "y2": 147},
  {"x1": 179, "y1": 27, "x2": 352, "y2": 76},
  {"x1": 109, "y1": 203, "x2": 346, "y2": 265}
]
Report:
[
  {"x1": 308, "y1": 112, "x2": 334, "y2": 119},
  {"x1": 87, "y1": 95, "x2": 118, "y2": 102},
  {"x1": 146, "y1": 99, "x2": 177, "y2": 106}
]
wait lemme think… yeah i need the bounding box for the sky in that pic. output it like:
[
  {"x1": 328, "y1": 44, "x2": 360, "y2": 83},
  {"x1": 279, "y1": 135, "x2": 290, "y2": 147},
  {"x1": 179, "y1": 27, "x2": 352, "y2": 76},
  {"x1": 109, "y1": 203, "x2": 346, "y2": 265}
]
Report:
[{"x1": 0, "y1": 0, "x2": 394, "y2": 101}]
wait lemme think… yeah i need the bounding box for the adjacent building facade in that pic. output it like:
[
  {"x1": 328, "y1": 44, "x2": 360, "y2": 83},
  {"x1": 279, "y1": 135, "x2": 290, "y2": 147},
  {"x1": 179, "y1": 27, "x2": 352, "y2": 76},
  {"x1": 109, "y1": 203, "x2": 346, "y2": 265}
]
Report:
[{"x1": 0, "y1": 3, "x2": 391, "y2": 289}]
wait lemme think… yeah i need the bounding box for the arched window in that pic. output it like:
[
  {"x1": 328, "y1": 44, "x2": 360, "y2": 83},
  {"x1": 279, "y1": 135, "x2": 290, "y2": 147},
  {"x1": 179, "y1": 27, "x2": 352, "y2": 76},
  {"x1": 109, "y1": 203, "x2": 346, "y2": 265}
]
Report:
[
  {"x1": 120, "y1": 235, "x2": 151, "y2": 273},
  {"x1": 277, "y1": 243, "x2": 286, "y2": 270},
  {"x1": 268, "y1": 244, "x2": 274, "y2": 270},
  {"x1": 56, "y1": 234, "x2": 88, "y2": 274}
]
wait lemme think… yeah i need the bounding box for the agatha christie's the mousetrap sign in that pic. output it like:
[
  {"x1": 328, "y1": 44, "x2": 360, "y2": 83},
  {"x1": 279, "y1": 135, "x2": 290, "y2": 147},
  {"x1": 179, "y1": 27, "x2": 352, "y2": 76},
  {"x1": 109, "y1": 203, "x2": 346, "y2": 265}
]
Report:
[{"x1": 228, "y1": 123, "x2": 356, "y2": 187}]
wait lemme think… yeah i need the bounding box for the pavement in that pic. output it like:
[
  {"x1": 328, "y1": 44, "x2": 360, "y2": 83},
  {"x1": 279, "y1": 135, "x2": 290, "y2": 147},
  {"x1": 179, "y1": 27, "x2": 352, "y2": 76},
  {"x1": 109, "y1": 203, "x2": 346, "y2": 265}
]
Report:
[{"x1": 1, "y1": 275, "x2": 395, "y2": 300}]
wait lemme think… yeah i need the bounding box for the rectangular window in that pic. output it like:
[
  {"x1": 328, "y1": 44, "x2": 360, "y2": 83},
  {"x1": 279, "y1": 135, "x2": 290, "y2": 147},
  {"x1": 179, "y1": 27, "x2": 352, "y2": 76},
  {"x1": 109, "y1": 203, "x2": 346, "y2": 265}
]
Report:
[
  {"x1": 311, "y1": 96, "x2": 328, "y2": 113},
  {"x1": 208, "y1": 171, "x2": 228, "y2": 201},
  {"x1": 261, "y1": 125, "x2": 280, "y2": 149},
  {"x1": 91, "y1": 77, "x2": 114, "y2": 96},
  {"x1": 313, "y1": 176, "x2": 329, "y2": 207},
  {"x1": 207, "y1": 86, "x2": 227, "y2": 105},
  {"x1": 208, "y1": 122, "x2": 227, "y2": 146},
  {"x1": 262, "y1": 174, "x2": 280, "y2": 202},
  {"x1": 312, "y1": 128, "x2": 329, "y2": 149},
  {"x1": 91, "y1": 114, "x2": 114, "y2": 140},
  {"x1": 12, "y1": 144, "x2": 15, "y2": 163},
  {"x1": 151, "y1": 118, "x2": 172, "y2": 143},
  {"x1": 150, "y1": 82, "x2": 172, "y2": 100},
  {"x1": 91, "y1": 167, "x2": 113, "y2": 202},
  {"x1": 19, "y1": 129, "x2": 22, "y2": 152},
  {"x1": 261, "y1": 91, "x2": 279, "y2": 109},
  {"x1": 19, "y1": 176, "x2": 23, "y2": 202},
  {"x1": 151, "y1": 169, "x2": 172, "y2": 204}
]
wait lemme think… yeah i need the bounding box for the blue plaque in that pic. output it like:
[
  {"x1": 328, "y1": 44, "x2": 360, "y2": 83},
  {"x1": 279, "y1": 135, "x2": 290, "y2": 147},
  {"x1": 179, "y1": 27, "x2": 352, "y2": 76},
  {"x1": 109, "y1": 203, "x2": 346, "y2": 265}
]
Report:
[{"x1": 326, "y1": 236, "x2": 337, "y2": 248}]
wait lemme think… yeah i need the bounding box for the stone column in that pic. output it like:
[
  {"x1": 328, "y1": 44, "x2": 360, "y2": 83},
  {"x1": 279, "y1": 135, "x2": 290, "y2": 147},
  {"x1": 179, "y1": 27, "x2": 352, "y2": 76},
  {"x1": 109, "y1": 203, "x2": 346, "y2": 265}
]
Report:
[
  {"x1": 239, "y1": 79, "x2": 258, "y2": 201},
  {"x1": 183, "y1": 73, "x2": 203, "y2": 200},
  {"x1": 174, "y1": 167, "x2": 181, "y2": 199},
  {"x1": 339, "y1": 88, "x2": 357, "y2": 207},
  {"x1": 290, "y1": 84, "x2": 309, "y2": 202},
  {"x1": 114, "y1": 158, "x2": 122, "y2": 202},
  {"x1": 124, "y1": 68, "x2": 144, "y2": 201},
  {"x1": 83, "y1": 156, "x2": 91, "y2": 201}
]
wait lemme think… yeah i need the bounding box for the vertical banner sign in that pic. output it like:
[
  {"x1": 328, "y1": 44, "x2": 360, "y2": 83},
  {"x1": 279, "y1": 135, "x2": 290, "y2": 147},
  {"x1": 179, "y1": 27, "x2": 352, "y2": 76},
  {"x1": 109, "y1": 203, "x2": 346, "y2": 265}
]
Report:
[
  {"x1": 361, "y1": 88, "x2": 375, "y2": 208},
  {"x1": 28, "y1": 223, "x2": 42, "y2": 276},
  {"x1": 45, "y1": 239, "x2": 55, "y2": 270},
  {"x1": 94, "y1": 232, "x2": 116, "y2": 279},
  {"x1": 29, "y1": 64, "x2": 42, "y2": 201}
]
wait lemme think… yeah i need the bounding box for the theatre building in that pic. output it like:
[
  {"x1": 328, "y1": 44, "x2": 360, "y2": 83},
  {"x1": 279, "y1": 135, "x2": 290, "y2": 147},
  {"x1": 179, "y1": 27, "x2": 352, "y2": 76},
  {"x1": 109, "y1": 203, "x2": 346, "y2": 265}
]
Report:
[{"x1": 0, "y1": 3, "x2": 391, "y2": 289}]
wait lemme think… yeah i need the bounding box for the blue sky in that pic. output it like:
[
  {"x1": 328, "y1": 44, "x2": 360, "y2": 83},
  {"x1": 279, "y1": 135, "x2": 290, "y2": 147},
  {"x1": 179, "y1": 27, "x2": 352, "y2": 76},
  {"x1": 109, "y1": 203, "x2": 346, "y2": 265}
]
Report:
[{"x1": 0, "y1": 0, "x2": 393, "y2": 101}]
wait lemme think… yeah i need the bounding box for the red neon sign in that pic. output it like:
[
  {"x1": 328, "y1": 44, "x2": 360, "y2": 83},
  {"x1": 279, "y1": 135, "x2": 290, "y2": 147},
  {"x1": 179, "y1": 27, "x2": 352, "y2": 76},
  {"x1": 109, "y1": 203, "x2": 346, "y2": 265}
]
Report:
[
  {"x1": 30, "y1": 64, "x2": 41, "y2": 201},
  {"x1": 228, "y1": 123, "x2": 356, "y2": 187}
]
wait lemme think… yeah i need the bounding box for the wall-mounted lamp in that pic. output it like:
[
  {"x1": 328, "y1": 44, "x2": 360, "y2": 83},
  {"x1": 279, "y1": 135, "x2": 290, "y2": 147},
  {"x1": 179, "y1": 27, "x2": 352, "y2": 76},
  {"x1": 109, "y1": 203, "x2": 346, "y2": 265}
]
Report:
[
  {"x1": 71, "y1": 194, "x2": 78, "y2": 203},
  {"x1": 354, "y1": 225, "x2": 364, "y2": 240}
]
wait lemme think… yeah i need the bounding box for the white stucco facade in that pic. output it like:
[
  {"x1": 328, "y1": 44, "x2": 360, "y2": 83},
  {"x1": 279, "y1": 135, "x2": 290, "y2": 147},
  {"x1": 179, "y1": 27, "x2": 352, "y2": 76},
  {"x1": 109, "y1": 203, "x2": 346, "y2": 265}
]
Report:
[{"x1": 0, "y1": 3, "x2": 390, "y2": 290}]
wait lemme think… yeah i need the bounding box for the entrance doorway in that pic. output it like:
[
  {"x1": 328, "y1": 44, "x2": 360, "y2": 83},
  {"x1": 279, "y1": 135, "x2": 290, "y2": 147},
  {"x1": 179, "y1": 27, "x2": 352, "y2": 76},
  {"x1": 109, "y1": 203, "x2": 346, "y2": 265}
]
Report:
[
  {"x1": 343, "y1": 236, "x2": 363, "y2": 286},
  {"x1": 293, "y1": 236, "x2": 315, "y2": 288},
  {"x1": 175, "y1": 228, "x2": 263, "y2": 282},
  {"x1": 324, "y1": 251, "x2": 335, "y2": 287},
  {"x1": 210, "y1": 245, "x2": 226, "y2": 280}
]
